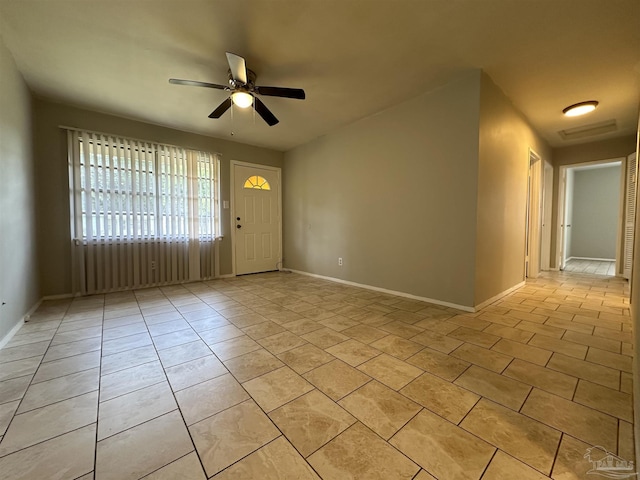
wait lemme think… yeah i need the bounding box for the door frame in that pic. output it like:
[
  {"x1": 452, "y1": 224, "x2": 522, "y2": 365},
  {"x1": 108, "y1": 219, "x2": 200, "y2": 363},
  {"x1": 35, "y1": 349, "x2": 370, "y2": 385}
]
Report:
[
  {"x1": 557, "y1": 166, "x2": 569, "y2": 270},
  {"x1": 525, "y1": 149, "x2": 543, "y2": 278},
  {"x1": 230, "y1": 160, "x2": 283, "y2": 276},
  {"x1": 540, "y1": 159, "x2": 554, "y2": 271},
  {"x1": 555, "y1": 157, "x2": 625, "y2": 274}
]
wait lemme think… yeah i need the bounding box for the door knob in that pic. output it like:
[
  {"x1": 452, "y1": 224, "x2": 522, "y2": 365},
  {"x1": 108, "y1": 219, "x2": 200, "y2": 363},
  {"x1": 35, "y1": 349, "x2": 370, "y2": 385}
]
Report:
[
  {"x1": 237, "y1": 225, "x2": 242, "y2": 229},
  {"x1": 236, "y1": 217, "x2": 241, "y2": 221}
]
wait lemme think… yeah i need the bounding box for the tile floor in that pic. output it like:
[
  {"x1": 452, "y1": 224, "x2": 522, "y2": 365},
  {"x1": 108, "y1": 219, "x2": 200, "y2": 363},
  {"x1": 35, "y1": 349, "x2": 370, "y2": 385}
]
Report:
[
  {"x1": 563, "y1": 258, "x2": 616, "y2": 276},
  {"x1": 0, "y1": 269, "x2": 634, "y2": 479}
]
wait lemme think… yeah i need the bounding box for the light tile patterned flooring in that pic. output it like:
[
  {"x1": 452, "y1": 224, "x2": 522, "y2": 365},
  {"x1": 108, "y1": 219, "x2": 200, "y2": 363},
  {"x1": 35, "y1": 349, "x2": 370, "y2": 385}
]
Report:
[
  {"x1": 0, "y1": 269, "x2": 634, "y2": 479},
  {"x1": 564, "y1": 258, "x2": 616, "y2": 276}
]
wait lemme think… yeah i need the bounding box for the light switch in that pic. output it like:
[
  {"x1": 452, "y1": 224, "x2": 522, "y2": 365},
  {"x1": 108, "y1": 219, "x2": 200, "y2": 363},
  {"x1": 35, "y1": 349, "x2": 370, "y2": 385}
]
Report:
[{"x1": 223, "y1": 200, "x2": 229, "y2": 209}]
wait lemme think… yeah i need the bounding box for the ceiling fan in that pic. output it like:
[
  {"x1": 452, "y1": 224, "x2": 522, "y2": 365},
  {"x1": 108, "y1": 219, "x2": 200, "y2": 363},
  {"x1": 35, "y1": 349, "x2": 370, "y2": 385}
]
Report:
[{"x1": 169, "y1": 52, "x2": 305, "y2": 126}]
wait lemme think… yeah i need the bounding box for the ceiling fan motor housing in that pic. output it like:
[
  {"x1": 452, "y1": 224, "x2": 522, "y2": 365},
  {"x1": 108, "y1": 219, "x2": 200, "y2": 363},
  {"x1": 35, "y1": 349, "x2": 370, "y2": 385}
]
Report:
[{"x1": 228, "y1": 69, "x2": 257, "y2": 91}]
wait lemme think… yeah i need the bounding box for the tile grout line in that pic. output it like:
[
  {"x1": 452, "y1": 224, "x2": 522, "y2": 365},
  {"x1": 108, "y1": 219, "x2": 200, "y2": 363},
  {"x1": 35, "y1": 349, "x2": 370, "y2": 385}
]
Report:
[
  {"x1": 94, "y1": 288, "x2": 212, "y2": 477},
  {"x1": 92, "y1": 297, "x2": 108, "y2": 478},
  {"x1": 180, "y1": 283, "x2": 333, "y2": 478},
  {"x1": 150, "y1": 285, "x2": 242, "y2": 478},
  {"x1": 170, "y1": 280, "x2": 383, "y2": 478},
  {"x1": 0, "y1": 299, "x2": 74, "y2": 451}
]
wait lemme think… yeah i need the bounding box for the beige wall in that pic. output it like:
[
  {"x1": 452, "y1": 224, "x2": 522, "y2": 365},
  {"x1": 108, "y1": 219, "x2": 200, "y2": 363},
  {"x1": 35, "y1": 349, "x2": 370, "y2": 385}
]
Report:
[
  {"x1": 284, "y1": 71, "x2": 482, "y2": 308},
  {"x1": 32, "y1": 99, "x2": 283, "y2": 296},
  {"x1": 553, "y1": 136, "x2": 636, "y2": 167},
  {"x1": 629, "y1": 113, "x2": 639, "y2": 470},
  {"x1": 475, "y1": 73, "x2": 551, "y2": 305},
  {"x1": 550, "y1": 135, "x2": 637, "y2": 268},
  {"x1": 0, "y1": 34, "x2": 39, "y2": 341}
]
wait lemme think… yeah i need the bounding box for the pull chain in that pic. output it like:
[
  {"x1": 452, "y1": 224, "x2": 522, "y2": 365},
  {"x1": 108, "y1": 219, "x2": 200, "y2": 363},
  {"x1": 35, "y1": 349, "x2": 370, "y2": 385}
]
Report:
[{"x1": 230, "y1": 99, "x2": 235, "y2": 136}]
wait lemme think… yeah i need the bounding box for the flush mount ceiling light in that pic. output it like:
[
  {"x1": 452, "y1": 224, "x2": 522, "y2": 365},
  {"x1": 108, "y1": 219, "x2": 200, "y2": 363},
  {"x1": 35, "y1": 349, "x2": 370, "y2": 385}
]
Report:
[{"x1": 563, "y1": 101, "x2": 599, "y2": 117}]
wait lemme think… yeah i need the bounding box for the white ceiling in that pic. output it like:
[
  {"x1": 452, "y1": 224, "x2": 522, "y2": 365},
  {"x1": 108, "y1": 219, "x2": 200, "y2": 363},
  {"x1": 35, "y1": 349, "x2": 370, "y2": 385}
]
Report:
[{"x1": 1, "y1": 0, "x2": 639, "y2": 152}]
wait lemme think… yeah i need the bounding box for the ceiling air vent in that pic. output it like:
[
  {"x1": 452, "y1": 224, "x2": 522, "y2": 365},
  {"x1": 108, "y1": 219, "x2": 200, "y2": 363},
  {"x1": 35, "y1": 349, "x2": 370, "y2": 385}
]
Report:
[{"x1": 558, "y1": 119, "x2": 617, "y2": 141}]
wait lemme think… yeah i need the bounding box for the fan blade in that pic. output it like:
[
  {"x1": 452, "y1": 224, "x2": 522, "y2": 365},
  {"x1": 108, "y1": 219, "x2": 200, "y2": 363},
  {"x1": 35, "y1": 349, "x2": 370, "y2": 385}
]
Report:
[
  {"x1": 225, "y1": 52, "x2": 248, "y2": 85},
  {"x1": 253, "y1": 98, "x2": 279, "y2": 126},
  {"x1": 256, "y1": 86, "x2": 306, "y2": 100},
  {"x1": 169, "y1": 78, "x2": 227, "y2": 90},
  {"x1": 208, "y1": 98, "x2": 233, "y2": 119}
]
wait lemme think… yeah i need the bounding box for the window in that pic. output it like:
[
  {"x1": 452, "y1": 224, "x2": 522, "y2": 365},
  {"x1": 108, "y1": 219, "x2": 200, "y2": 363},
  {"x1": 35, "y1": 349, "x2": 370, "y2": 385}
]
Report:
[
  {"x1": 68, "y1": 130, "x2": 220, "y2": 242},
  {"x1": 243, "y1": 175, "x2": 271, "y2": 190}
]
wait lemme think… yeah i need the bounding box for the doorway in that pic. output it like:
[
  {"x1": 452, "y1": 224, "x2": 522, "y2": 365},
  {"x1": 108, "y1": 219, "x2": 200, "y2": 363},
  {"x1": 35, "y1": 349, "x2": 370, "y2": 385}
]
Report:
[
  {"x1": 231, "y1": 161, "x2": 282, "y2": 275},
  {"x1": 556, "y1": 158, "x2": 626, "y2": 276}
]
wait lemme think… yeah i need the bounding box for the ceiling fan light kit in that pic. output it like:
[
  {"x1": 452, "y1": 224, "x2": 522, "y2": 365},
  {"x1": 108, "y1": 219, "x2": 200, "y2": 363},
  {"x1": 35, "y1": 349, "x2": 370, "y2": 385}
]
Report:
[
  {"x1": 231, "y1": 91, "x2": 253, "y2": 108},
  {"x1": 169, "y1": 52, "x2": 305, "y2": 126},
  {"x1": 562, "y1": 100, "x2": 598, "y2": 117}
]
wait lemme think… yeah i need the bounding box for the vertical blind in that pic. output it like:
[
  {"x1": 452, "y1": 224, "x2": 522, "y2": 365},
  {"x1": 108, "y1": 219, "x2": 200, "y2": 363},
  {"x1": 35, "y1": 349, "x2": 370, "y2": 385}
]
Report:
[{"x1": 67, "y1": 129, "x2": 221, "y2": 294}]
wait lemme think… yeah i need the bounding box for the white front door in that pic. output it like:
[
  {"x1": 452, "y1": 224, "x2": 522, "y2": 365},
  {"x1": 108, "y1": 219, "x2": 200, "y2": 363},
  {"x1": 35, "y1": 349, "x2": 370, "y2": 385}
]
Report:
[{"x1": 232, "y1": 163, "x2": 281, "y2": 275}]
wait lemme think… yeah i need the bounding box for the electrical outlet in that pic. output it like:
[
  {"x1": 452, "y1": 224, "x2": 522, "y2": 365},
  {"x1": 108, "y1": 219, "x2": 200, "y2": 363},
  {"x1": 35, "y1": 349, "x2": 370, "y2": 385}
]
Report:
[
  {"x1": 338, "y1": 257, "x2": 343, "y2": 266},
  {"x1": 151, "y1": 261, "x2": 156, "y2": 270}
]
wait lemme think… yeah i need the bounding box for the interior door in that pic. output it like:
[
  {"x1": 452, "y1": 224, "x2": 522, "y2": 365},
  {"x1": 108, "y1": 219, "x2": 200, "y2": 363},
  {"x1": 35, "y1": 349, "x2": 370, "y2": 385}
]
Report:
[
  {"x1": 525, "y1": 165, "x2": 532, "y2": 277},
  {"x1": 526, "y1": 154, "x2": 542, "y2": 278},
  {"x1": 558, "y1": 168, "x2": 567, "y2": 270},
  {"x1": 233, "y1": 163, "x2": 281, "y2": 275},
  {"x1": 540, "y1": 160, "x2": 553, "y2": 270}
]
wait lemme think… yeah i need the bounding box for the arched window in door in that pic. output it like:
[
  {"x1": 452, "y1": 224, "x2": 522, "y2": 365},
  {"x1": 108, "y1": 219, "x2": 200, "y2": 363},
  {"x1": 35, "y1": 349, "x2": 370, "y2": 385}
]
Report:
[{"x1": 243, "y1": 175, "x2": 271, "y2": 190}]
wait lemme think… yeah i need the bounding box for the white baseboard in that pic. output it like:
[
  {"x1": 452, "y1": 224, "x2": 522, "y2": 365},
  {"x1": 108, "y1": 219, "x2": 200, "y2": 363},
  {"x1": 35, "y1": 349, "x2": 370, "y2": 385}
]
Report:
[
  {"x1": 0, "y1": 299, "x2": 43, "y2": 350},
  {"x1": 0, "y1": 320, "x2": 25, "y2": 350},
  {"x1": 286, "y1": 269, "x2": 475, "y2": 313},
  {"x1": 569, "y1": 256, "x2": 616, "y2": 262},
  {"x1": 474, "y1": 281, "x2": 526, "y2": 311},
  {"x1": 44, "y1": 274, "x2": 237, "y2": 298},
  {"x1": 2, "y1": 271, "x2": 244, "y2": 348},
  {"x1": 41, "y1": 293, "x2": 75, "y2": 300}
]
